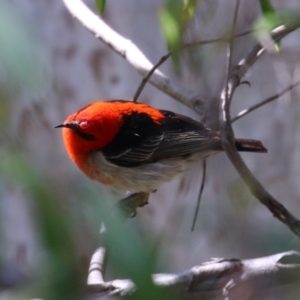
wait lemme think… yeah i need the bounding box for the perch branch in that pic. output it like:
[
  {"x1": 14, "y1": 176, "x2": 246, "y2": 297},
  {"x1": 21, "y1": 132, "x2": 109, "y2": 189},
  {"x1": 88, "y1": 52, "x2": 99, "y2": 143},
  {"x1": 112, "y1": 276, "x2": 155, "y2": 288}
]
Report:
[
  {"x1": 86, "y1": 251, "x2": 300, "y2": 299},
  {"x1": 220, "y1": 16, "x2": 300, "y2": 237},
  {"x1": 62, "y1": 0, "x2": 205, "y2": 114},
  {"x1": 88, "y1": 247, "x2": 107, "y2": 286}
]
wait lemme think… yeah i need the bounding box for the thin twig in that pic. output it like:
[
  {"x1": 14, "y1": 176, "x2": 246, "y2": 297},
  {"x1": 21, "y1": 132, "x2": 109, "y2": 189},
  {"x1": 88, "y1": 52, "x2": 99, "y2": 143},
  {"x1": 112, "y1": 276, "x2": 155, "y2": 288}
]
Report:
[
  {"x1": 225, "y1": 0, "x2": 240, "y2": 110},
  {"x1": 62, "y1": 0, "x2": 205, "y2": 114},
  {"x1": 184, "y1": 29, "x2": 254, "y2": 47},
  {"x1": 133, "y1": 53, "x2": 171, "y2": 102},
  {"x1": 232, "y1": 81, "x2": 300, "y2": 123},
  {"x1": 191, "y1": 160, "x2": 206, "y2": 232},
  {"x1": 220, "y1": 0, "x2": 240, "y2": 141}
]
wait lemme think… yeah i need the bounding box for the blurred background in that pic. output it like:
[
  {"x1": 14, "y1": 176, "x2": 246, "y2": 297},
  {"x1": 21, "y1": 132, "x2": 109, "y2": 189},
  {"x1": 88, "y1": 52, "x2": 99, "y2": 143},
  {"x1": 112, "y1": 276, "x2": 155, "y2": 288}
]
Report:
[{"x1": 1, "y1": 0, "x2": 300, "y2": 299}]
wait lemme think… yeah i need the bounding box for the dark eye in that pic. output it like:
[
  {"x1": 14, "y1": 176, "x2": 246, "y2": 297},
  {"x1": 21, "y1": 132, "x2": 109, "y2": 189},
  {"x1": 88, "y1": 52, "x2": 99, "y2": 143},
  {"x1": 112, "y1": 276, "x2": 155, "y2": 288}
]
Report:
[
  {"x1": 71, "y1": 122, "x2": 95, "y2": 140},
  {"x1": 61, "y1": 120, "x2": 95, "y2": 141},
  {"x1": 75, "y1": 130, "x2": 95, "y2": 141}
]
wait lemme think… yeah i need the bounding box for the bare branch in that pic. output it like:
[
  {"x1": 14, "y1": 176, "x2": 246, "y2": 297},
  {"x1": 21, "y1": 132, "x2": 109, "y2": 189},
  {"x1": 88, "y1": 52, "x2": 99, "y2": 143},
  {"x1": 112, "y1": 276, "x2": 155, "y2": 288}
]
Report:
[
  {"x1": 133, "y1": 53, "x2": 171, "y2": 102},
  {"x1": 232, "y1": 81, "x2": 300, "y2": 123},
  {"x1": 220, "y1": 18, "x2": 300, "y2": 238},
  {"x1": 184, "y1": 29, "x2": 254, "y2": 47},
  {"x1": 62, "y1": 0, "x2": 205, "y2": 114},
  {"x1": 233, "y1": 19, "x2": 300, "y2": 82},
  {"x1": 224, "y1": 0, "x2": 241, "y2": 114},
  {"x1": 86, "y1": 251, "x2": 300, "y2": 299},
  {"x1": 88, "y1": 247, "x2": 107, "y2": 286}
]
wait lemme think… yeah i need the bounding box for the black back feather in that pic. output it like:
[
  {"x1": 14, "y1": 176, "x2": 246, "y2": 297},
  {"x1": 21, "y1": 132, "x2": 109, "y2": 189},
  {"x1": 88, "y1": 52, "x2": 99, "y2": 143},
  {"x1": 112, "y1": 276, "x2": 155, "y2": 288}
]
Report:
[{"x1": 101, "y1": 109, "x2": 219, "y2": 167}]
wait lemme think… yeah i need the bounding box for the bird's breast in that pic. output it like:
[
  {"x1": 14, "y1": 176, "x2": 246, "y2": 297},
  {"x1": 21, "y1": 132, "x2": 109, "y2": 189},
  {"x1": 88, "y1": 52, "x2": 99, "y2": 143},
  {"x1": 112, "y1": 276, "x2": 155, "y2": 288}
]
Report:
[{"x1": 86, "y1": 151, "x2": 203, "y2": 193}]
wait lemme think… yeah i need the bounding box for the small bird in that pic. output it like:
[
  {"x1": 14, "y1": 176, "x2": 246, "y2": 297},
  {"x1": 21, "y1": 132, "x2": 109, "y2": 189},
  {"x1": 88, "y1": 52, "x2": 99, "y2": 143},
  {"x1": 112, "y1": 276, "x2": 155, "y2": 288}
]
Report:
[{"x1": 55, "y1": 100, "x2": 267, "y2": 194}]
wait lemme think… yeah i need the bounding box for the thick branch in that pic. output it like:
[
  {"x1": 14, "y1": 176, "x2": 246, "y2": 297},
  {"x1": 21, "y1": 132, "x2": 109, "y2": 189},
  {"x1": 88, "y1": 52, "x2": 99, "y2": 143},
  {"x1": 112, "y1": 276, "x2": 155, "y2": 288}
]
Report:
[
  {"x1": 86, "y1": 251, "x2": 300, "y2": 299},
  {"x1": 62, "y1": 0, "x2": 205, "y2": 113}
]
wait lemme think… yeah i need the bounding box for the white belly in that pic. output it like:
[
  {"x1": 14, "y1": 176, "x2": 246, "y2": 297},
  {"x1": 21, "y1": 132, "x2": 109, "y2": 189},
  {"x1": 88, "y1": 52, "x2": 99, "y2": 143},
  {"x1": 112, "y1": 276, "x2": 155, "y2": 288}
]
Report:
[{"x1": 88, "y1": 152, "x2": 206, "y2": 193}]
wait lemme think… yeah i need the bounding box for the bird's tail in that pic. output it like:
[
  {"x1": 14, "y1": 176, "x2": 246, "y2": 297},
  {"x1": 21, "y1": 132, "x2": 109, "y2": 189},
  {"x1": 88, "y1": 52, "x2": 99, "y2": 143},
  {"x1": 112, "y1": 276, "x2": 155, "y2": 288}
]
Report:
[{"x1": 235, "y1": 139, "x2": 268, "y2": 153}]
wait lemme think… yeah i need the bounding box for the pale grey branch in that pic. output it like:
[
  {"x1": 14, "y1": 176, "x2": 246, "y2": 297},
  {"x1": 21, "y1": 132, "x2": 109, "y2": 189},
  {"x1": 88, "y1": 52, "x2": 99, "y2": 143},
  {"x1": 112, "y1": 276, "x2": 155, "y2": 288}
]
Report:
[
  {"x1": 220, "y1": 18, "x2": 300, "y2": 237},
  {"x1": 86, "y1": 251, "x2": 300, "y2": 300},
  {"x1": 62, "y1": 0, "x2": 205, "y2": 113}
]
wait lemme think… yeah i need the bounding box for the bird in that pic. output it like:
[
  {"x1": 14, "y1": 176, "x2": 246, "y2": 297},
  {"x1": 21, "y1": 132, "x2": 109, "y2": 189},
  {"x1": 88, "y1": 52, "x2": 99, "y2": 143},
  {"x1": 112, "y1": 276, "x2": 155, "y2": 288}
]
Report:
[{"x1": 55, "y1": 100, "x2": 267, "y2": 195}]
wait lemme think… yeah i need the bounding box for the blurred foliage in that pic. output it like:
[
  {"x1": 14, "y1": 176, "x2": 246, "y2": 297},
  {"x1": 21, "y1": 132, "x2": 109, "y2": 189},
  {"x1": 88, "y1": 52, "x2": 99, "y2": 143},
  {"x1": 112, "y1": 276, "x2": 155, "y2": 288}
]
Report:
[
  {"x1": 101, "y1": 206, "x2": 168, "y2": 299},
  {"x1": 254, "y1": 12, "x2": 295, "y2": 53},
  {"x1": 0, "y1": 3, "x2": 168, "y2": 298},
  {"x1": 259, "y1": 0, "x2": 275, "y2": 15},
  {"x1": 227, "y1": 178, "x2": 256, "y2": 215},
  {"x1": 256, "y1": 1, "x2": 296, "y2": 52},
  {"x1": 0, "y1": 2, "x2": 82, "y2": 300},
  {"x1": 159, "y1": 0, "x2": 198, "y2": 71},
  {"x1": 95, "y1": 0, "x2": 106, "y2": 15},
  {"x1": 0, "y1": 153, "x2": 82, "y2": 300},
  {"x1": 0, "y1": 2, "x2": 43, "y2": 94},
  {"x1": 77, "y1": 185, "x2": 169, "y2": 299},
  {"x1": 0, "y1": 96, "x2": 167, "y2": 296}
]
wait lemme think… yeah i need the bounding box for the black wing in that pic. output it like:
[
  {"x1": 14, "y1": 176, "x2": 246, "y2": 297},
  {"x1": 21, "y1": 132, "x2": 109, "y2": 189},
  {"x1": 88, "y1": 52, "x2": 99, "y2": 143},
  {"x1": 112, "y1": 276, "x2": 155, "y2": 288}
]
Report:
[
  {"x1": 102, "y1": 109, "x2": 219, "y2": 167},
  {"x1": 151, "y1": 110, "x2": 220, "y2": 161}
]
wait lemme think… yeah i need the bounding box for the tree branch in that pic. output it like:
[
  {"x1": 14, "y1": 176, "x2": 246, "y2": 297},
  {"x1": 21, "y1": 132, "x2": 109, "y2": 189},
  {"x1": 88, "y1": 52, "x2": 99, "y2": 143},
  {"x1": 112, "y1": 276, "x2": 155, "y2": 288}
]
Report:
[
  {"x1": 86, "y1": 251, "x2": 300, "y2": 299},
  {"x1": 184, "y1": 29, "x2": 255, "y2": 47},
  {"x1": 133, "y1": 53, "x2": 171, "y2": 102},
  {"x1": 220, "y1": 17, "x2": 300, "y2": 238},
  {"x1": 231, "y1": 81, "x2": 300, "y2": 123},
  {"x1": 233, "y1": 19, "x2": 300, "y2": 82},
  {"x1": 62, "y1": 0, "x2": 205, "y2": 114}
]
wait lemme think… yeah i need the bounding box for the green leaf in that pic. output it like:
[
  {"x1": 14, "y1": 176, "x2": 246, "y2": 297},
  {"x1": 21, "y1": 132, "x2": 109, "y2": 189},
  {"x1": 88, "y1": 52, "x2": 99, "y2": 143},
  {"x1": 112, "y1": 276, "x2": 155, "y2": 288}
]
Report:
[
  {"x1": 274, "y1": 42, "x2": 280, "y2": 52},
  {"x1": 256, "y1": 1, "x2": 288, "y2": 52},
  {"x1": 159, "y1": 0, "x2": 198, "y2": 70},
  {"x1": 183, "y1": 0, "x2": 198, "y2": 22},
  {"x1": 95, "y1": 0, "x2": 106, "y2": 15},
  {"x1": 160, "y1": 6, "x2": 182, "y2": 49},
  {"x1": 259, "y1": 0, "x2": 275, "y2": 15}
]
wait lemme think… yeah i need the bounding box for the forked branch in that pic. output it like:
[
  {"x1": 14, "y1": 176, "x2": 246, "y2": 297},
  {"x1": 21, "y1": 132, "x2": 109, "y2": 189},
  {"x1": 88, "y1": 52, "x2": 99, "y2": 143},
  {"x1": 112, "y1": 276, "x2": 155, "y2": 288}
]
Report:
[{"x1": 220, "y1": 6, "x2": 300, "y2": 237}]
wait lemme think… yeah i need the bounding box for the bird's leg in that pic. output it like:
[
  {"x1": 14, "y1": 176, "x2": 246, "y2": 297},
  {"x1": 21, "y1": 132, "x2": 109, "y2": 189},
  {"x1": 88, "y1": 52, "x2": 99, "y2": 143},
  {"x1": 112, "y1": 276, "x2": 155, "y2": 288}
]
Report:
[{"x1": 116, "y1": 192, "x2": 149, "y2": 220}]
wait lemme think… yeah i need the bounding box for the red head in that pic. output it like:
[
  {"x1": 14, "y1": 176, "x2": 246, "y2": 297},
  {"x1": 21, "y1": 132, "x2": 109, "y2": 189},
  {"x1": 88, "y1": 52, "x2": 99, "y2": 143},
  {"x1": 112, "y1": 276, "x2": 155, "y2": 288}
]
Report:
[{"x1": 55, "y1": 101, "x2": 164, "y2": 173}]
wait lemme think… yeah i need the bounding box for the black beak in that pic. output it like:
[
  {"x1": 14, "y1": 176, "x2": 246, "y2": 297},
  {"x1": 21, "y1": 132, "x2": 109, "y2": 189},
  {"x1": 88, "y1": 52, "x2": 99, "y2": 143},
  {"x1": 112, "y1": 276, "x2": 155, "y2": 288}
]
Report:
[
  {"x1": 54, "y1": 120, "x2": 94, "y2": 140},
  {"x1": 54, "y1": 124, "x2": 65, "y2": 128},
  {"x1": 54, "y1": 121, "x2": 79, "y2": 129}
]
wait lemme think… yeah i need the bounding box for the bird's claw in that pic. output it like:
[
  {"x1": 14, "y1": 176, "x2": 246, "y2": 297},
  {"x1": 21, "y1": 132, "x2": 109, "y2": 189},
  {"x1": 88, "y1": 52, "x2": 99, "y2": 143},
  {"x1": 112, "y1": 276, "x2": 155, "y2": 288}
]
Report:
[
  {"x1": 129, "y1": 210, "x2": 137, "y2": 218},
  {"x1": 240, "y1": 80, "x2": 251, "y2": 87},
  {"x1": 115, "y1": 192, "x2": 149, "y2": 220}
]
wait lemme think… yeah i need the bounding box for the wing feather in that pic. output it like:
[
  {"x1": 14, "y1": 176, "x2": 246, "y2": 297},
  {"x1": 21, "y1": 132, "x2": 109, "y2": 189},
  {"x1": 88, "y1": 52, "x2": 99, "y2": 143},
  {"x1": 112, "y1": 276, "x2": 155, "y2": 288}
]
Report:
[
  {"x1": 102, "y1": 109, "x2": 219, "y2": 167},
  {"x1": 107, "y1": 133, "x2": 164, "y2": 166}
]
